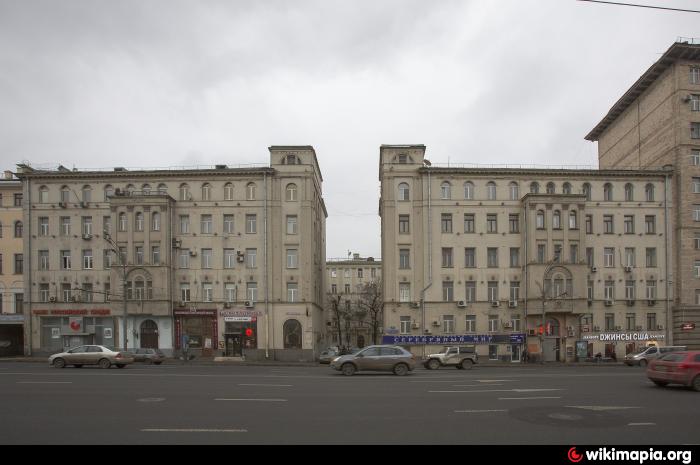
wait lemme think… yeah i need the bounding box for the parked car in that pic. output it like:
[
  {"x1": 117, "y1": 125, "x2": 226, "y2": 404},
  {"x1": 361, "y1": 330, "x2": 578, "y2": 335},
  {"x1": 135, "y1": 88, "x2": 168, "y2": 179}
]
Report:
[
  {"x1": 319, "y1": 348, "x2": 339, "y2": 364},
  {"x1": 132, "y1": 348, "x2": 165, "y2": 365},
  {"x1": 330, "y1": 345, "x2": 416, "y2": 376},
  {"x1": 624, "y1": 345, "x2": 687, "y2": 367},
  {"x1": 646, "y1": 351, "x2": 700, "y2": 391},
  {"x1": 424, "y1": 346, "x2": 478, "y2": 370},
  {"x1": 48, "y1": 345, "x2": 134, "y2": 369}
]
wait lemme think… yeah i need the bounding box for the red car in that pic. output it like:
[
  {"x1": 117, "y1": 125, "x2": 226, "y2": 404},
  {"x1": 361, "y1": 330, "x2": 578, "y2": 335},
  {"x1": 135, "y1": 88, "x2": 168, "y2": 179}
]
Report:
[{"x1": 646, "y1": 351, "x2": 700, "y2": 391}]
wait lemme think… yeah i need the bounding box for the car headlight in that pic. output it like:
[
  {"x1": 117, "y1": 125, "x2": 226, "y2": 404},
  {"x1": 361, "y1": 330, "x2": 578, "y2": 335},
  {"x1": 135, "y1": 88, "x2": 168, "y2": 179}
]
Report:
[{"x1": 331, "y1": 357, "x2": 341, "y2": 363}]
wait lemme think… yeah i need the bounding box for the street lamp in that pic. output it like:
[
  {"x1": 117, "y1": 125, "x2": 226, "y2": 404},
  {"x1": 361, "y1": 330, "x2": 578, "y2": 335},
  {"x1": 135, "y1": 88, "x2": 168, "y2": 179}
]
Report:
[{"x1": 104, "y1": 232, "x2": 129, "y2": 352}]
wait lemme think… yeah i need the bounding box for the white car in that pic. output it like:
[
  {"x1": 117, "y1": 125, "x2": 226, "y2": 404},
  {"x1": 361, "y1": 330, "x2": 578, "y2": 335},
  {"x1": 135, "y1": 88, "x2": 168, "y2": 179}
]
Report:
[{"x1": 48, "y1": 345, "x2": 134, "y2": 369}]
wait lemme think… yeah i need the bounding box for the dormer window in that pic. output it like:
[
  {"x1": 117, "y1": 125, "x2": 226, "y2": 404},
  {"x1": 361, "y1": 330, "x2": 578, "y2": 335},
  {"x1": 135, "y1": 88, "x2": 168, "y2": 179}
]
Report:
[
  {"x1": 286, "y1": 155, "x2": 297, "y2": 165},
  {"x1": 398, "y1": 154, "x2": 408, "y2": 164}
]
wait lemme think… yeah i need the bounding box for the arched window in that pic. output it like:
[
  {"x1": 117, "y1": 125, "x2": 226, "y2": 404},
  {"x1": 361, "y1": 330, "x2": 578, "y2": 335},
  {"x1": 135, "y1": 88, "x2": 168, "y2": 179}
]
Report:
[
  {"x1": 60, "y1": 186, "x2": 70, "y2": 203},
  {"x1": 39, "y1": 186, "x2": 49, "y2": 203},
  {"x1": 119, "y1": 213, "x2": 127, "y2": 232},
  {"x1": 398, "y1": 182, "x2": 410, "y2": 201},
  {"x1": 142, "y1": 184, "x2": 151, "y2": 195},
  {"x1": 553, "y1": 210, "x2": 561, "y2": 229},
  {"x1": 582, "y1": 183, "x2": 591, "y2": 201},
  {"x1": 134, "y1": 278, "x2": 145, "y2": 300},
  {"x1": 283, "y1": 319, "x2": 302, "y2": 349},
  {"x1": 536, "y1": 210, "x2": 545, "y2": 229},
  {"x1": 645, "y1": 184, "x2": 655, "y2": 202},
  {"x1": 530, "y1": 182, "x2": 540, "y2": 194},
  {"x1": 604, "y1": 183, "x2": 613, "y2": 201},
  {"x1": 14, "y1": 221, "x2": 23, "y2": 238},
  {"x1": 202, "y1": 183, "x2": 211, "y2": 201},
  {"x1": 509, "y1": 182, "x2": 519, "y2": 201},
  {"x1": 157, "y1": 183, "x2": 167, "y2": 194},
  {"x1": 179, "y1": 183, "x2": 190, "y2": 201},
  {"x1": 464, "y1": 182, "x2": 474, "y2": 200},
  {"x1": 286, "y1": 154, "x2": 298, "y2": 165},
  {"x1": 440, "y1": 181, "x2": 451, "y2": 200},
  {"x1": 104, "y1": 185, "x2": 113, "y2": 201},
  {"x1": 487, "y1": 181, "x2": 497, "y2": 200},
  {"x1": 135, "y1": 212, "x2": 144, "y2": 231},
  {"x1": 286, "y1": 183, "x2": 298, "y2": 201},
  {"x1": 224, "y1": 183, "x2": 233, "y2": 200},
  {"x1": 546, "y1": 182, "x2": 556, "y2": 194},
  {"x1": 152, "y1": 212, "x2": 160, "y2": 231},
  {"x1": 246, "y1": 182, "x2": 256, "y2": 200},
  {"x1": 81, "y1": 185, "x2": 91, "y2": 203},
  {"x1": 562, "y1": 182, "x2": 572, "y2": 195},
  {"x1": 569, "y1": 210, "x2": 578, "y2": 229},
  {"x1": 0, "y1": 221, "x2": 3, "y2": 238},
  {"x1": 126, "y1": 184, "x2": 135, "y2": 195},
  {"x1": 624, "y1": 183, "x2": 634, "y2": 201}
]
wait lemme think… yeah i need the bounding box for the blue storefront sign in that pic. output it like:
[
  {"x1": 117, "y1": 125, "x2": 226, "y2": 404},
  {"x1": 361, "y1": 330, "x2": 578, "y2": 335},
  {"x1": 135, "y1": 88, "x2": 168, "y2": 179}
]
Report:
[{"x1": 382, "y1": 333, "x2": 526, "y2": 345}]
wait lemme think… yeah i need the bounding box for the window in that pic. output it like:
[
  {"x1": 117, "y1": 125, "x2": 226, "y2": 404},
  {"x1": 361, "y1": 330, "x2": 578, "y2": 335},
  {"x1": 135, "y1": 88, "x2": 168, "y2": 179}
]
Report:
[
  {"x1": 103, "y1": 216, "x2": 111, "y2": 235},
  {"x1": 181, "y1": 284, "x2": 191, "y2": 303},
  {"x1": 223, "y1": 283, "x2": 235, "y2": 303},
  {"x1": 39, "y1": 284, "x2": 49, "y2": 302},
  {"x1": 142, "y1": 184, "x2": 151, "y2": 195},
  {"x1": 488, "y1": 315, "x2": 499, "y2": 332},
  {"x1": 202, "y1": 183, "x2": 211, "y2": 201},
  {"x1": 585, "y1": 215, "x2": 593, "y2": 234},
  {"x1": 398, "y1": 154, "x2": 408, "y2": 164},
  {"x1": 14, "y1": 254, "x2": 23, "y2": 274},
  {"x1": 224, "y1": 183, "x2": 234, "y2": 200},
  {"x1": 646, "y1": 248, "x2": 657, "y2": 268},
  {"x1": 202, "y1": 283, "x2": 213, "y2": 302},
  {"x1": 625, "y1": 248, "x2": 635, "y2": 267},
  {"x1": 695, "y1": 205, "x2": 700, "y2": 222},
  {"x1": 287, "y1": 215, "x2": 298, "y2": 234},
  {"x1": 562, "y1": 182, "x2": 572, "y2": 195},
  {"x1": 509, "y1": 214, "x2": 519, "y2": 233},
  {"x1": 246, "y1": 183, "x2": 256, "y2": 200},
  {"x1": 119, "y1": 213, "x2": 127, "y2": 232},
  {"x1": 133, "y1": 246, "x2": 143, "y2": 265},
  {"x1": 246, "y1": 214, "x2": 257, "y2": 234},
  {"x1": 625, "y1": 312, "x2": 636, "y2": 331},
  {"x1": 287, "y1": 283, "x2": 298, "y2": 302},
  {"x1": 62, "y1": 283, "x2": 72, "y2": 302},
  {"x1": 399, "y1": 283, "x2": 411, "y2": 302},
  {"x1": 646, "y1": 281, "x2": 657, "y2": 300},
  {"x1": 510, "y1": 281, "x2": 520, "y2": 302},
  {"x1": 487, "y1": 248, "x2": 498, "y2": 268},
  {"x1": 645, "y1": 216, "x2": 656, "y2": 234},
  {"x1": 399, "y1": 215, "x2": 410, "y2": 234},
  {"x1": 38, "y1": 217, "x2": 49, "y2": 236},
  {"x1": 224, "y1": 249, "x2": 236, "y2": 269},
  {"x1": 104, "y1": 185, "x2": 113, "y2": 201},
  {"x1": 399, "y1": 249, "x2": 410, "y2": 269},
  {"x1": 509, "y1": 182, "x2": 519, "y2": 200},
  {"x1": 586, "y1": 247, "x2": 594, "y2": 267},
  {"x1": 222, "y1": 214, "x2": 234, "y2": 234},
  {"x1": 180, "y1": 215, "x2": 190, "y2": 234},
  {"x1": 61, "y1": 250, "x2": 71, "y2": 270},
  {"x1": 135, "y1": 212, "x2": 144, "y2": 232},
  {"x1": 440, "y1": 182, "x2": 451, "y2": 199},
  {"x1": 624, "y1": 183, "x2": 634, "y2": 201},
  {"x1": 14, "y1": 221, "x2": 23, "y2": 238},
  {"x1": 60, "y1": 186, "x2": 70, "y2": 203},
  {"x1": 465, "y1": 282, "x2": 476, "y2": 303},
  {"x1": 692, "y1": 66, "x2": 700, "y2": 84},
  {"x1": 464, "y1": 182, "x2": 474, "y2": 200},
  {"x1": 588, "y1": 280, "x2": 594, "y2": 301},
  {"x1": 530, "y1": 182, "x2": 539, "y2": 194},
  {"x1": 283, "y1": 319, "x2": 302, "y2": 349},
  {"x1": 604, "y1": 215, "x2": 614, "y2": 234},
  {"x1": 695, "y1": 233, "x2": 700, "y2": 250},
  {"x1": 645, "y1": 183, "x2": 655, "y2": 201},
  {"x1": 546, "y1": 182, "x2": 555, "y2": 194},
  {"x1": 583, "y1": 183, "x2": 591, "y2": 201},
  {"x1": 39, "y1": 186, "x2": 49, "y2": 203},
  {"x1": 537, "y1": 244, "x2": 546, "y2": 264},
  {"x1": 486, "y1": 214, "x2": 497, "y2": 233},
  {"x1": 246, "y1": 249, "x2": 257, "y2": 269},
  {"x1": 568, "y1": 210, "x2": 578, "y2": 229},
  {"x1": 152, "y1": 246, "x2": 160, "y2": 265},
  {"x1": 553, "y1": 243, "x2": 562, "y2": 263},
  {"x1": 126, "y1": 184, "x2": 135, "y2": 195},
  {"x1": 83, "y1": 249, "x2": 93, "y2": 269},
  {"x1": 179, "y1": 250, "x2": 189, "y2": 269},
  {"x1": 465, "y1": 315, "x2": 476, "y2": 332},
  {"x1": 201, "y1": 249, "x2": 212, "y2": 269},
  {"x1": 603, "y1": 183, "x2": 613, "y2": 201},
  {"x1": 201, "y1": 214, "x2": 213, "y2": 234},
  {"x1": 625, "y1": 281, "x2": 635, "y2": 301},
  {"x1": 441, "y1": 213, "x2": 453, "y2": 233},
  {"x1": 487, "y1": 182, "x2": 497, "y2": 200},
  {"x1": 510, "y1": 248, "x2": 520, "y2": 268},
  {"x1": 442, "y1": 281, "x2": 454, "y2": 301},
  {"x1": 647, "y1": 313, "x2": 657, "y2": 331},
  {"x1": 247, "y1": 282, "x2": 258, "y2": 302},
  {"x1": 464, "y1": 248, "x2": 476, "y2": 268},
  {"x1": 104, "y1": 249, "x2": 112, "y2": 269},
  {"x1": 344, "y1": 284, "x2": 350, "y2": 294},
  {"x1": 536, "y1": 211, "x2": 545, "y2": 229},
  {"x1": 179, "y1": 183, "x2": 190, "y2": 201},
  {"x1": 152, "y1": 212, "x2": 160, "y2": 231},
  {"x1": 464, "y1": 214, "x2": 475, "y2": 233},
  {"x1": 398, "y1": 183, "x2": 410, "y2": 201},
  {"x1": 286, "y1": 183, "x2": 297, "y2": 201},
  {"x1": 443, "y1": 315, "x2": 455, "y2": 333},
  {"x1": 442, "y1": 248, "x2": 453, "y2": 268},
  {"x1": 624, "y1": 215, "x2": 634, "y2": 234},
  {"x1": 692, "y1": 122, "x2": 700, "y2": 139},
  {"x1": 488, "y1": 281, "x2": 498, "y2": 302},
  {"x1": 552, "y1": 210, "x2": 561, "y2": 230},
  {"x1": 604, "y1": 248, "x2": 615, "y2": 267},
  {"x1": 287, "y1": 249, "x2": 298, "y2": 269},
  {"x1": 399, "y1": 316, "x2": 412, "y2": 334},
  {"x1": 39, "y1": 250, "x2": 49, "y2": 270},
  {"x1": 694, "y1": 261, "x2": 700, "y2": 278},
  {"x1": 569, "y1": 244, "x2": 578, "y2": 264},
  {"x1": 604, "y1": 281, "x2": 615, "y2": 302}
]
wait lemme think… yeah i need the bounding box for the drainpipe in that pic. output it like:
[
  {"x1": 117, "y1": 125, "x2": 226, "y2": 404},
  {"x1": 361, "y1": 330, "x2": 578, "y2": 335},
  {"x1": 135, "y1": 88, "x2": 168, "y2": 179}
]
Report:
[
  {"x1": 664, "y1": 169, "x2": 672, "y2": 345},
  {"x1": 26, "y1": 177, "x2": 32, "y2": 356},
  {"x1": 420, "y1": 166, "x2": 432, "y2": 359},
  {"x1": 264, "y1": 172, "x2": 270, "y2": 359},
  {"x1": 523, "y1": 197, "x2": 528, "y2": 354}
]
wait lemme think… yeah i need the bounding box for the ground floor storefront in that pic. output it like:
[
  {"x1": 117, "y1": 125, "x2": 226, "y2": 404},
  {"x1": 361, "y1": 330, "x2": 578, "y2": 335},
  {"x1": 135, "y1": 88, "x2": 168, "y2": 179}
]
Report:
[
  {"x1": 0, "y1": 315, "x2": 24, "y2": 356},
  {"x1": 32, "y1": 308, "x2": 116, "y2": 354},
  {"x1": 382, "y1": 333, "x2": 527, "y2": 362}
]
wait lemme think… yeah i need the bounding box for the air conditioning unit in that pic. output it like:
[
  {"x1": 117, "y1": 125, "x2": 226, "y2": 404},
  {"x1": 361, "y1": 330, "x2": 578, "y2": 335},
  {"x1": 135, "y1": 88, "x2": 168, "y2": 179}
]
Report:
[
  {"x1": 567, "y1": 329, "x2": 575, "y2": 337},
  {"x1": 657, "y1": 324, "x2": 664, "y2": 330},
  {"x1": 424, "y1": 329, "x2": 431, "y2": 334},
  {"x1": 457, "y1": 300, "x2": 467, "y2": 308},
  {"x1": 189, "y1": 250, "x2": 197, "y2": 257},
  {"x1": 431, "y1": 321, "x2": 439, "y2": 327},
  {"x1": 491, "y1": 301, "x2": 501, "y2": 308},
  {"x1": 590, "y1": 267, "x2": 598, "y2": 273},
  {"x1": 566, "y1": 326, "x2": 574, "y2": 331},
  {"x1": 82, "y1": 234, "x2": 92, "y2": 240},
  {"x1": 604, "y1": 300, "x2": 614, "y2": 306},
  {"x1": 410, "y1": 302, "x2": 420, "y2": 309},
  {"x1": 587, "y1": 299, "x2": 593, "y2": 306},
  {"x1": 528, "y1": 329, "x2": 536, "y2": 336},
  {"x1": 502, "y1": 321, "x2": 512, "y2": 329},
  {"x1": 626, "y1": 300, "x2": 635, "y2": 306},
  {"x1": 244, "y1": 301, "x2": 254, "y2": 308},
  {"x1": 411, "y1": 323, "x2": 419, "y2": 329},
  {"x1": 223, "y1": 302, "x2": 231, "y2": 308},
  {"x1": 593, "y1": 326, "x2": 601, "y2": 331},
  {"x1": 614, "y1": 326, "x2": 622, "y2": 331},
  {"x1": 179, "y1": 301, "x2": 186, "y2": 307},
  {"x1": 49, "y1": 296, "x2": 56, "y2": 303},
  {"x1": 58, "y1": 201, "x2": 67, "y2": 208},
  {"x1": 624, "y1": 266, "x2": 633, "y2": 273},
  {"x1": 236, "y1": 253, "x2": 245, "y2": 263},
  {"x1": 508, "y1": 301, "x2": 517, "y2": 308},
  {"x1": 647, "y1": 300, "x2": 656, "y2": 306},
  {"x1": 80, "y1": 201, "x2": 87, "y2": 208}
]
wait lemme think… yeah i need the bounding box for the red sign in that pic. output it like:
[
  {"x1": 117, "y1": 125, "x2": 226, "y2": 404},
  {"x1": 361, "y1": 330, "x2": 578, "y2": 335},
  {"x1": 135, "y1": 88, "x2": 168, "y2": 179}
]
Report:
[{"x1": 681, "y1": 323, "x2": 696, "y2": 331}]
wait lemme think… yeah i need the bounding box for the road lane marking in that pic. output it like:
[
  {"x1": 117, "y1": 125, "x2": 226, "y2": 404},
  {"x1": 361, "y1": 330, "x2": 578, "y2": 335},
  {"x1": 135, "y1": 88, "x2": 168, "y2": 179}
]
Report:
[
  {"x1": 430, "y1": 388, "x2": 563, "y2": 393},
  {"x1": 138, "y1": 398, "x2": 166, "y2": 402},
  {"x1": 452, "y1": 384, "x2": 504, "y2": 387},
  {"x1": 454, "y1": 409, "x2": 508, "y2": 413},
  {"x1": 628, "y1": 423, "x2": 656, "y2": 426},
  {"x1": 215, "y1": 398, "x2": 287, "y2": 402},
  {"x1": 16, "y1": 381, "x2": 73, "y2": 384},
  {"x1": 238, "y1": 384, "x2": 293, "y2": 387},
  {"x1": 142, "y1": 428, "x2": 247, "y2": 433},
  {"x1": 477, "y1": 380, "x2": 516, "y2": 383},
  {"x1": 568, "y1": 406, "x2": 642, "y2": 411},
  {"x1": 499, "y1": 396, "x2": 562, "y2": 400}
]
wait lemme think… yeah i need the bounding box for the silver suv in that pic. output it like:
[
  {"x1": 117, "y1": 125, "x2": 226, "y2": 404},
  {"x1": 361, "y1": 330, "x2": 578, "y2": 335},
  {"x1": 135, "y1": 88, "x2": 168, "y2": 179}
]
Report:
[
  {"x1": 330, "y1": 345, "x2": 416, "y2": 376},
  {"x1": 424, "y1": 346, "x2": 478, "y2": 370},
  {"x1": 624, "y1": 345, "x2": 687, "y2": 367}
]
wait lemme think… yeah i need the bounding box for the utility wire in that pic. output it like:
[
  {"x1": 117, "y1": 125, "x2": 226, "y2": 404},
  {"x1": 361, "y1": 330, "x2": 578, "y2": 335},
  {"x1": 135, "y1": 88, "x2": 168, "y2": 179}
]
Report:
[{"x1": 577, "y1": 0, "x2": 700, "y2": 13}]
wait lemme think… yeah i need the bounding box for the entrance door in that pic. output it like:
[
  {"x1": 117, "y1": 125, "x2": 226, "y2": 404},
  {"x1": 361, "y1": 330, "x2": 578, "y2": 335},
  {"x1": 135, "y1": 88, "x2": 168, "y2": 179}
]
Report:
[
  {"x1": 543, "y1": 338, "x2": 557, "y2": 362},
  {"x1": 225, "y1": 334, "x2": 242, "y2": 357},
  {"x1": 140, "y1": 320, "x2": 159, "y2": 349},
  {"x1": 511, "y1": 344, "x2": 521, "y2": 363}
]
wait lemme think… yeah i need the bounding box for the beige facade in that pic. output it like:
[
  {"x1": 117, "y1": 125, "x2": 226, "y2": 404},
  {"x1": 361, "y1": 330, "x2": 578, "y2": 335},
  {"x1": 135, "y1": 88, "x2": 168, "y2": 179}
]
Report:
[
  {"x1": 380, "y1": 145, "x2": 671, "y2": 362},
  {"x1": 587, "y1": 41, "x2": 700, "y2": 348},
  {"x1": 325, "y1": 254, "x2": 381, "y2": 348},
  {"x1": 0, "y1": 174, "x2": 25, "y2": 355},
  {"x1": 18, "y1": 146, "x2": 327, "y2": 360}
]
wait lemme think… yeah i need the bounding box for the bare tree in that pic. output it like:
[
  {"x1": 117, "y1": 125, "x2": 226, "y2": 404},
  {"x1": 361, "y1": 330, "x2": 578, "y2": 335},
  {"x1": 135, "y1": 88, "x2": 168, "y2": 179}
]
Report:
[
  {"x1": 357, "y1": 279, "x2": 384, "y2": 345},
  {"x1": 327, "y1": 293, "x2": 344, "y2": 348}
]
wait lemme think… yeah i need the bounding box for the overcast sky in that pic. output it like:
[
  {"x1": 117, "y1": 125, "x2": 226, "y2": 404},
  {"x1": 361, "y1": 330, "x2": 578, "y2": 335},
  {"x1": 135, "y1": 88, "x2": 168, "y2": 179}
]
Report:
[{"x1": 1, "y1": 0, "x2": 698, "y2": 258}]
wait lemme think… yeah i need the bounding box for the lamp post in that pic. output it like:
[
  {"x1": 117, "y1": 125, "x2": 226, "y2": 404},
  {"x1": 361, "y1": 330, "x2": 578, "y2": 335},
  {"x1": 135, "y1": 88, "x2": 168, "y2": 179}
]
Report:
[{"x1": 104, "y1": 233, "x2": 128, "y2": 352}]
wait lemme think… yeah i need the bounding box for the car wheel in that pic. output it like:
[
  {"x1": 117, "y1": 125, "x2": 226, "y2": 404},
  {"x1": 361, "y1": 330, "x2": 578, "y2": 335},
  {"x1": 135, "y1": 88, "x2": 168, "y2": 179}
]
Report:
[
  {"x1": 639, "y1": 359, "x2": 648, "y2": 368},
  {"x1": 427, "y1": 359, "x2": 440, "y2": 370},
  {"x1": 73, "y1": 365, "x2": 83, "y2": 368},
  {"x1": 393, "y1": 363, "x2": 409, "y2": 376},
  {"x1": 652, "y1": 380, "x2": 668, "y2": 387},
  {"x1": 461, "y1": 359, "x2": 474, "y2": 370},
  {"x1": 341, "y1": 363, "x2": 356, "y2": 376},
  {"x1": 98, "y1": 358, "x2": 111, "y2": 369},
  {"x1": 116, "y1": 364, "x2": 126, "y2": 369},
  {"x1": 692, "y1": 376, "x2": 700, "y2": 392},
  {"x1": 53, "y1": 358, "x2": 66, "y2": 369}
]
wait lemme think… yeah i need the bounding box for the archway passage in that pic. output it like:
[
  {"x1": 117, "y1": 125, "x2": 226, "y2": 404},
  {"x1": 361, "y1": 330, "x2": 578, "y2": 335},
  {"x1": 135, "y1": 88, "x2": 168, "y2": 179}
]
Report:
[
  {"x1": 140, "y1": 320, "x2": 159, "y2": 349},
  {"x1": 283, "y1": 319, "x2": 302, "y2": 349}
]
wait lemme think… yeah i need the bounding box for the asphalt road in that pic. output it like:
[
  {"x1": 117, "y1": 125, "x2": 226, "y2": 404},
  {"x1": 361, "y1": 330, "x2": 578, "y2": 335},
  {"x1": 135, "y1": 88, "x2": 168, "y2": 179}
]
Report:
[{"x1": 0, "y1": 362, "x2": 697, "y2": 445}]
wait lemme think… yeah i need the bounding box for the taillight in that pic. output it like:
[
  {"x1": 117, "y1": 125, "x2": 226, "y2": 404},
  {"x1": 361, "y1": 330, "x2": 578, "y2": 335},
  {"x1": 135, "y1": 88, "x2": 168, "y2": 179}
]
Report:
[{"x1": 116, "y1": 353, "x2": 122, "y2": 359}]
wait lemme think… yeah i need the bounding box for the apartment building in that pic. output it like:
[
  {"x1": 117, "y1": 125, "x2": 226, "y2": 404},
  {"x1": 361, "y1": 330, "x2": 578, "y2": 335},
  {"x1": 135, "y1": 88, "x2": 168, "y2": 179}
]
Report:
[
  {"x1": 0, "y1": 172, "x2": 25, "y2": 356},
  {"x1": 380, "y1": 145, "x2": 671, "y2": 362},
  {"x1": 18, "y1": 146, "x2": 327, "y2": 361},
  {"x1": 586, "y1": 40, "x2": 700, "y2": 349},
  {"x1": 325, "y1": 254, "x2": 381, "y2": 349}
]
